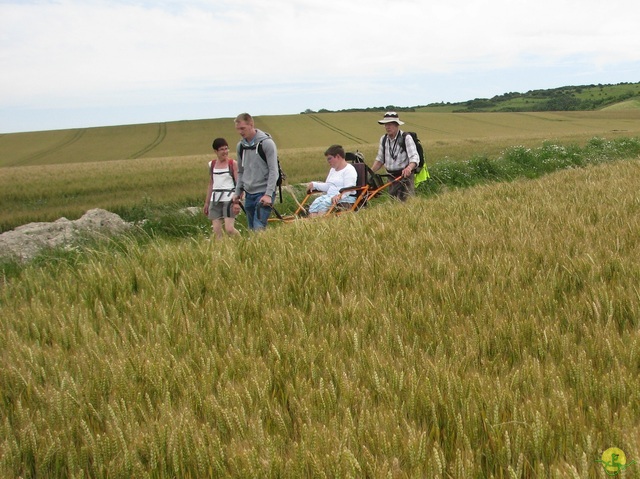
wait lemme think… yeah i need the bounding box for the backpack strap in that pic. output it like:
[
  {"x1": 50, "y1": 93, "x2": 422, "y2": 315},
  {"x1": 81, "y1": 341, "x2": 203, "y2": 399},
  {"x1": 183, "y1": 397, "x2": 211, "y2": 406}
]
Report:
[
  {"x1": 257, "y1": 142, "x2": 267, "y2": 162},
  {"x1": 237, "y1": 140, "x2": 271, "y2": 173},
  {"x1": 237, "y1": 136, "x2": 283, "y2": 202},
  {"x1": 210, "y1": 159, "x2": 236, "y2": 183},
  {"x1": 238, "y1": 133, "x2": 272, "y2": 161},
  {"x1": 240, "y1": 137, "x2": 283, "y2": 202},
  {"x1": 210, "y1": 159, "x2": 237, "y2": 203},
  {"x1": 398, "y1": 131, "x2": 408, "y2": 152},
  {"x1": 381, "y1": 132, "x2": 405, "y2": 162},
  {"x1": 381, "y1": 131, "x2": 406, "y2": 154},
  {"x1": 381, "y1": 135, "x2": 387, "y2": 163}
]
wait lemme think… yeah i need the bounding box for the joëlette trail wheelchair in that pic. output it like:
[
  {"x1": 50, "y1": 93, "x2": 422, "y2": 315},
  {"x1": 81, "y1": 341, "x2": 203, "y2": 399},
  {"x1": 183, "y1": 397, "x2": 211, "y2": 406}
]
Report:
[{"x1": 270, "y1": 151, "x2": 402, "y2": 223}]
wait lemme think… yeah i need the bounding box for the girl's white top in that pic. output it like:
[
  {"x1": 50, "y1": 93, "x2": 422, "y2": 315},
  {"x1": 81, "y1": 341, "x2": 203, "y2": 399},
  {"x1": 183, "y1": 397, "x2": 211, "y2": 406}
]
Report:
[{"x1": 210, "y1": 163, "x2": 235, "y2": 203}]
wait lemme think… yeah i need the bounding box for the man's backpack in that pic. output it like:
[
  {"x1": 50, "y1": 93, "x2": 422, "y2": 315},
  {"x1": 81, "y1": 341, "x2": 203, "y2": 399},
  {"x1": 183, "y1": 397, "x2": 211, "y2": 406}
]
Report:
[
  {"x1": 238, "y1": 134, "x2": 286, "y2": 202},
  {"x1": 382, "y1": 131, "x2": 426, "y2": 174}
]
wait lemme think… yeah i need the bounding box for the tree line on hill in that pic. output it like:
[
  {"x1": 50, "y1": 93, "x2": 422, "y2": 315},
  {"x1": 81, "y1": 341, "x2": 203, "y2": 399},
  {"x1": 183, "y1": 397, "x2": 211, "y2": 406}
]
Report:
[
  {"x1": 301, "y1": 106, "x2": 420, "y2": 114},
  {"x1": 302, "y1": 82, "x2": 640, "y2": 114},
  {"x1": 455, "y1": 83, "x2": 640, "y2": 112}
]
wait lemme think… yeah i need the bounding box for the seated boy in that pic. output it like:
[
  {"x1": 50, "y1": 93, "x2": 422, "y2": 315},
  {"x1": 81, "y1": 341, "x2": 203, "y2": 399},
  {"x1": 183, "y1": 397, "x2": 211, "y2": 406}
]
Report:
[{"x1": 307, "y1": 145, "x2": 358, "y2": 217}]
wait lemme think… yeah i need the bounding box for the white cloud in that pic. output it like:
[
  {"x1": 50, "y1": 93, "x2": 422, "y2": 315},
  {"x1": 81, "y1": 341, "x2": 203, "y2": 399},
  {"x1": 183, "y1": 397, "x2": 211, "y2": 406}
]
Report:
[{"x1": 1, "y1": 0, "x2": 639, "y2": 131}]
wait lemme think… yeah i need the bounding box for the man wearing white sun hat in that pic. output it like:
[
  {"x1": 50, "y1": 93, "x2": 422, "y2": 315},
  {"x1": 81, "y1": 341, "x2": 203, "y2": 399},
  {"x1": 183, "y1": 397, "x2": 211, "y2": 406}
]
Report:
[{"x1": 371, "y1": 111, "x2": 419, "y2": 201}]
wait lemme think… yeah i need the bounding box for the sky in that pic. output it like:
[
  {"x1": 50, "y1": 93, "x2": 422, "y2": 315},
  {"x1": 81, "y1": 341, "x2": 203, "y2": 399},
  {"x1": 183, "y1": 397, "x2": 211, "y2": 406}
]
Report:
[{"x1": 1, "y1": 0, "x2": 640, "y2": 133}]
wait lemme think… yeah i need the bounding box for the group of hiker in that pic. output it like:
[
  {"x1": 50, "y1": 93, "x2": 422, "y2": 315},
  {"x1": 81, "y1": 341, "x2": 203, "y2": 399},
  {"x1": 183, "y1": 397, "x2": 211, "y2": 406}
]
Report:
[{"x1": 203, "y1": 111, "x2": 420, "y2": 238}]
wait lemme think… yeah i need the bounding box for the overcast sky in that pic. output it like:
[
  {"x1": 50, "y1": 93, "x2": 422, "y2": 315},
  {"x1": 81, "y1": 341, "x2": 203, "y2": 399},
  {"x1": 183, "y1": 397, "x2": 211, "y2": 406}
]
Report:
[{"x1": 1, "y1": 0, "x2": 639, "y2": 133}]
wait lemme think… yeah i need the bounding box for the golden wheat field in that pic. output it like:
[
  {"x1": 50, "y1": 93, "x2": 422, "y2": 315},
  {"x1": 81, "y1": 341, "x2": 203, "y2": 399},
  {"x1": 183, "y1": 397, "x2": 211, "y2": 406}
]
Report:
[
  {"x1": 2, "y1": 110, "x2": 640, "y2": 232},
  {"x1": 1, "y1": 156, "x2": 640, "y2": 477},
  {"x1": 3, "y1": 110, "x2": 640, "y2": 168}
]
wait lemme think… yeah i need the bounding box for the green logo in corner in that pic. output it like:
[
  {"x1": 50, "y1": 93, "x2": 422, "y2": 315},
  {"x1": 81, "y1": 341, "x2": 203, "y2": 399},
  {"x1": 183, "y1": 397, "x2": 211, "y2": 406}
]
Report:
[{"x1": 596, "y1": 448, "x2": 636, "y2": 476}]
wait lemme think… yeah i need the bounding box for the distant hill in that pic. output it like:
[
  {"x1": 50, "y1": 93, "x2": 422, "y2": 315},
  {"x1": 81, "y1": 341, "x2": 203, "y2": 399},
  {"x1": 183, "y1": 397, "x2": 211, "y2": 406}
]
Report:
[
  {"x1": 306, "y1": 82, "x2": 640, "y2": 114},
  {"x1": 423, "y1": 82, "x2": 640, "y2": 113}
]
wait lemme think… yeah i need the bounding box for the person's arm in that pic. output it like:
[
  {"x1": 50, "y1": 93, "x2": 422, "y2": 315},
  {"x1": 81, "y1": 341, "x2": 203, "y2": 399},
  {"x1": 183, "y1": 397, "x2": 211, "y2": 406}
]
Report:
[
  {"x1": 232, "y1": 145, "x2": 244, "y2": 202},
  {"x1": 203, "y1": 162, "x2": 214, "y2": 215},
  {"x1": 372, "y1": 136, "x2": 385, "y2": 172},
  {"x1": 261, "y1": 139, "x2": 279, "y2": 204},
  {"x1": 402, "y1": 133, "x2": 419, "y2": 178},
  {"x1": 310, "y1": 180, "x2": 330, "y2": 193}
]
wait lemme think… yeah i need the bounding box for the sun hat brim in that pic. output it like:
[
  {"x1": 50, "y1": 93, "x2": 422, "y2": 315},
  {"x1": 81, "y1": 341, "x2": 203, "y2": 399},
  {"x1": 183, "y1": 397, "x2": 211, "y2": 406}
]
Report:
[
  {"x1": 378, "y1": 118, "x2": 404, "y2": 125},
  {"x1": 378, "y1": 112, "x2": 404, "y2": 125}
]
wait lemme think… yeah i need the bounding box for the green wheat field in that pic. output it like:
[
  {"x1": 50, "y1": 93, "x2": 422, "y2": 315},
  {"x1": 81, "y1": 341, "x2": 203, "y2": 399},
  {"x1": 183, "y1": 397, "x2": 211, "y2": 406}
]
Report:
[
  {"x1": 3, "y1": 110, "x2": 640, "y2": 232},
  {"x1": 1, "y1": 109, "x2": 640, "y2": 478}
]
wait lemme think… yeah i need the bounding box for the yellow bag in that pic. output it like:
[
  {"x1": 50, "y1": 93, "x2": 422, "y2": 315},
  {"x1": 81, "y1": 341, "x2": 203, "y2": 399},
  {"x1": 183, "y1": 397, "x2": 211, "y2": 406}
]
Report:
[{"x1": 415, "y1": 164, "x2": 430, "y2": 187}]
